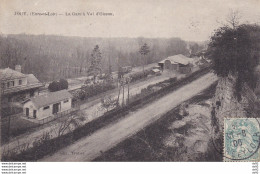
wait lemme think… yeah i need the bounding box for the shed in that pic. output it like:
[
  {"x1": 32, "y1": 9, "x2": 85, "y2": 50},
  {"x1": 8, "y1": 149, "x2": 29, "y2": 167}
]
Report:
[
  {"x1": 23, "y1": 90, "x2": 73, "y2": 119},
  {"x1": 158, "y1": 54, "x2": 192, "y2": 73}
]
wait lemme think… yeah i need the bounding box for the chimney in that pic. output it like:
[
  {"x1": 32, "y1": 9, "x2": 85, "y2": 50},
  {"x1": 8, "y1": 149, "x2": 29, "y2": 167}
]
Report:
[{"x1": 15, "y1": 65, "x2": 21, "y2": 72}]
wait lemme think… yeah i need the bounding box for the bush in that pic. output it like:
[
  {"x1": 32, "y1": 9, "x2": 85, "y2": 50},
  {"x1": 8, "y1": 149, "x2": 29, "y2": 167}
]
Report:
[
  {"x1": 59, "y1": 79, "x2": 69, "y2": 90},
  {"x1": 207, "y1": 24, "x2": 260, "y2": 100},
  {"x1": 48, "y1": 81, "x2": 60, "y2": 92},
  {"x1": 129, "y1": 70, "x2": 151, "y2": 83},
  {"x1": 48, "y1": 79, "x2": 69, "y2": 92},
  {"x1": 73, "y1": 82, "x2": 116, "y2": 101}
]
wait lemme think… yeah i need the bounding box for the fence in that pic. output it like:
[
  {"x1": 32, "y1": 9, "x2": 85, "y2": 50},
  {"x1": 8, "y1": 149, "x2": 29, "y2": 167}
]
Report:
[{"x1": 37, "y1": 107, "x2": 79, "y2": 125}]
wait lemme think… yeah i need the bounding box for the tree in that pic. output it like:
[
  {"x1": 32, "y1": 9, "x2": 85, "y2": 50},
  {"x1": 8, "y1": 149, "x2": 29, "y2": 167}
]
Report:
[
  {"x1": 104, "y1": 56, "x2": 113, "y2": 84},
  {"x1": 55, "y1": 112, "x2": 85, "y2": 137},
  {"x1": 190, "y1": 43, "x2": 199, "y2": 56},
  {"x1": 126, "y1": 76, "x2": 132, "y2": 105},
  {"x1": 207, "y1": 24, "x2": 260, "y2": 100},
  {"x1": 226, "y1": 10, "x2": 241, "y2": 29},
  {"x1": 59, "y1": 79, "x2": 69, "y2": 90},
  {"x1": 139, "y1": 43, "x2": 150, "y2": 74},
  {"x1": 75, "y1": 48, "x2": 86, "y2": 75},
  {"x1": 48, "y1": 81, "x2": 60, "y2": 92},
  {"x1": 101, "y1": 95, "x2": 118, "y2": 112},
  {"x1": 88, "y1": 45, "x2": 102, "y2": 83},
  {"x1": 208, "y1": 21, "x2": 260, "y2": 154},
  {"x1": 48, "y1": 79, "x2": 68, "y2": 92}
]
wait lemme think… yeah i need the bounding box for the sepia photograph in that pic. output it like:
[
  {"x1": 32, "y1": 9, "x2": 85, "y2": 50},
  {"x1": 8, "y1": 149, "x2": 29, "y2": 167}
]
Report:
[{"x1": 0, "y1": 0, "x2": 260, "y2": 166}]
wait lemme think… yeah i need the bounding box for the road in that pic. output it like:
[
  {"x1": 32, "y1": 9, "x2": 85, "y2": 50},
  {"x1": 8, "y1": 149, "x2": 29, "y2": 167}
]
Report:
[{"x1": 40, "y1": 72, "x2": 217, "y2": 161}]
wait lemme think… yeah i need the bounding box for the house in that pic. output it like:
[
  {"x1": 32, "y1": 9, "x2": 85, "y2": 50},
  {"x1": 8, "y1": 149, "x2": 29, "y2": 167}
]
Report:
[
  {"x1": 158, "y1": 54, "x2": 193, "y2": 74},
  {"x1": 0, "y1": 65, "x2": 44, "y2": 116},
  {"x1": 23, "y1": 90, "x2": 73, "y2": 120},
  {"x1": 0, "y1": 65, "x2": 43, "y2": 102}
]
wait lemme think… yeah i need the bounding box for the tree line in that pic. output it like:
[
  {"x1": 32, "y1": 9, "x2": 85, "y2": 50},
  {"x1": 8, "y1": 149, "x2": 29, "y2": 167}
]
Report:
[{"x1": 0, "y1": 34, "x2": 204, "y2": 82}]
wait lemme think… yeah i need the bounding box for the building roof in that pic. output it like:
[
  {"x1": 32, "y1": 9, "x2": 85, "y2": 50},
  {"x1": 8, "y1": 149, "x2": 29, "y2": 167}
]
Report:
[
  {"x1": 26, "y1": 74, "x2": 40, "y2": 84},
  {"x1": 0, "y1": 68, "x2": 27, "y2": 80},
  {"x1": 159, "y1": 54, "x2": 192, "y2": 65},
  {"x1": 1, "y1": 68, "x2": 44, "y2": 95},
  {"x1": 26, "y1": 90, "x2": 73, "y2": 108}
]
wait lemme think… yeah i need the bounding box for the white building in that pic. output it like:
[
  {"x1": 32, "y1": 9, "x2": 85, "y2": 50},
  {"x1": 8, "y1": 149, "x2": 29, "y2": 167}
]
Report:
[{"x1": 23, "y1": 90, "x2": 73, "y2": 120}]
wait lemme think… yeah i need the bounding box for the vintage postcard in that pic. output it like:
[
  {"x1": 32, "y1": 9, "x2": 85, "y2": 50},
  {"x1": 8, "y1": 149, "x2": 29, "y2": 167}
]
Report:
[{"x1": 0, "y1": 0, "x2": 260, "y2": 164}]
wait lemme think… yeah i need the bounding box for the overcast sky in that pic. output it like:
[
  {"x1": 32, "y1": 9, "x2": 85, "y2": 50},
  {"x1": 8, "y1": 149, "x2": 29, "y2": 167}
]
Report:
[{"x1": 0, "y1": 0, "x2": 260, "y2": 41}]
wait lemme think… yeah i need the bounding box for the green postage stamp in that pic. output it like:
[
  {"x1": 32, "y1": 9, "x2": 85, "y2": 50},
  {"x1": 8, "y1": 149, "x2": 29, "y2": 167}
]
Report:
[{"x1": 224, "y1": 118, "x2": 260, "y2": 162}]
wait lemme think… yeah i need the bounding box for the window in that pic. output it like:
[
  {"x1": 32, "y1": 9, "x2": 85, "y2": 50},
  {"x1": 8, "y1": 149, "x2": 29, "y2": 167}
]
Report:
[
  {"x1": 33, "y1": 110, "x2": 37, "y2": 118},
  {"x1": 64, "y1": 99, "x2": 69, "y2": 103},
  {"x1": 43, "y1": 106, "x2": 50, "y2": 110},
  {"x1": 30, "y1": 91, "x2": 34, "y2": 97},
  {"x1": 25, "y1": 108, "x2": 29, "y2": 117},
  {"x1": 19, "y1": 79, "x2": 22, "y2": 85},
  {"x1": 7, "y1": 81, "x2": 14, "y2": 88}
]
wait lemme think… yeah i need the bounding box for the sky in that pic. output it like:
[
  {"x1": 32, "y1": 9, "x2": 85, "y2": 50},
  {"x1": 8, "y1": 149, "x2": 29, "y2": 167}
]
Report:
[{"x1": 0, "y1": 0, "x2": 260, "y2": 41}]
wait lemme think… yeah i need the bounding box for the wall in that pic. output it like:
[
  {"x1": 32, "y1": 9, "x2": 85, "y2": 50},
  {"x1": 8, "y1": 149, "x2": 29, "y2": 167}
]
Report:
[
  {"x1": 211, "y1": 74, "x2": 252, "y2": 143},
  {"x1": 23, "y1": 101, "x2": 38, "y2": 119},
  {"x1": 3, "y1": 77, "x2": 27, "y2": 89},
  {"x1": 60, "y1": 98, "x2": 72, "y2": 112},
  {"x1": 164, "y1": 60, "x2": 172, "y2": 70},
  {"x1": 172, "y1": 64, "x2": 179, "y2": 71},
  {"x1": 14, "y1": 77, "x2": 27, "y2": 86},
  {"x1": 37, "y1": 98, "x2": 72, "y2": 119},
  {"x1": 38, "y1": 104, "x2": 53, "y2": 119},
  {"x1": 179, "y1": 65, "x2": 191, "y2": 74},
  {"x1": 164, "y1": 60, "x2": 180, "y2": 71}
]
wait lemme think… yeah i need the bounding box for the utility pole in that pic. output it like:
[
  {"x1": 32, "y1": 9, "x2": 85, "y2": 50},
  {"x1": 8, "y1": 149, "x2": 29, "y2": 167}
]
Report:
[
  {"x1": 122, "y1": 79, "x2": 125, "y2": 106},
  {"x1": 127, "y1": 77, "x2": 131, "y2": 105}
]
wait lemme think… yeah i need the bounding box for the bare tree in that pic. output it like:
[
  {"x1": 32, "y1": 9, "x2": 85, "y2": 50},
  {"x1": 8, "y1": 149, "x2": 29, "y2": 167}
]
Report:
[
  {"x1": 56, "y1": 112, "x2": 85, "y2": 137},
  {"x1": 101, "y1": 95, "x2": 118, "y2": 112},
  {"x1": 226, "y1": 10, "x2": 241, "y2": 29},
  {"x1": 76, "y1": 48, "x2": 86, "y2": 75}
]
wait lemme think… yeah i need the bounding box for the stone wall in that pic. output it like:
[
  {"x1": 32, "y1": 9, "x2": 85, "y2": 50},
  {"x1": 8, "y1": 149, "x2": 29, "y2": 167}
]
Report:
[{"x1": 211, "y1": 73, "x2": 259, "y2": 151}]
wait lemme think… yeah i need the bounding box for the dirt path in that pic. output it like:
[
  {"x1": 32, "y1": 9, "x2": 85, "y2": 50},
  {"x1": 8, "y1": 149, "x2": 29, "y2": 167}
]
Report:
[{"x1": 40, "y1": 73, "x2": 217, "y2": 161}]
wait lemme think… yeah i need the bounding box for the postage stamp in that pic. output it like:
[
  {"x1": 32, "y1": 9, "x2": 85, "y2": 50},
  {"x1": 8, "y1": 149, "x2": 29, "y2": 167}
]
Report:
[{"x1": 224, "y1": 118, "x2": 260, "y2": 162}]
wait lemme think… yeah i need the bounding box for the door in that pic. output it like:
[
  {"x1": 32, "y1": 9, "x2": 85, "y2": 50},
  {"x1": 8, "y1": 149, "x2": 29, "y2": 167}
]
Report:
[
  {"x1": 33, "y1": 110, "x2": 37, "y2": 118},
  {"x1": 53, "y1": 103, "x2": 60, "y2": 114},
  {"x1": 26, "y1": 108, "x2": 29, "y2": 117}
]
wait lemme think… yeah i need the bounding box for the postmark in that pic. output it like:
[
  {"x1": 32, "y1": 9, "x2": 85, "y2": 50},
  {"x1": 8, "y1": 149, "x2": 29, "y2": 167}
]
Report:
[{"x1": 224, "y1": 118, "x2": 260, "y2": 162}]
